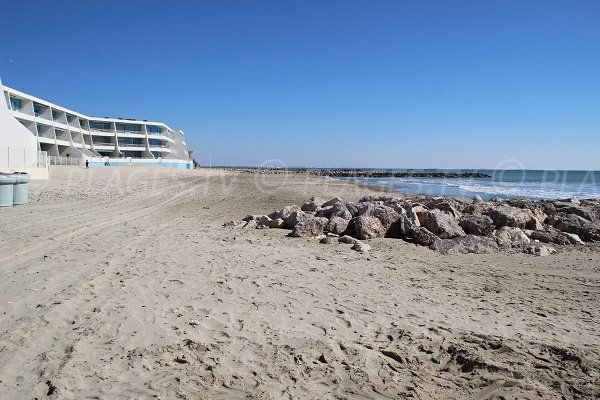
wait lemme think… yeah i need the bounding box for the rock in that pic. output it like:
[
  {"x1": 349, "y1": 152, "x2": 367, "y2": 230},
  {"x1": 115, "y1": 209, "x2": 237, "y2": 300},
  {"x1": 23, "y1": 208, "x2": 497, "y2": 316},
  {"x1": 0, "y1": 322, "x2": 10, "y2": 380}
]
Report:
[
  {"x1": 564, "y1": 232, "x2": 584, "y2": 245},
  {"x1": 527, "y1": 227, "x2": 571, "y2": 245},
  {"x1": 547, "y1": 213, "x2": 600, "y2": 242},
  {"x1": 223, "y1": 220, "x2": 243, "y2": 227},
  {"x1": 326, "y1": 216, "x2": 349, "y2": 235},
  {"x1": 394, "y1": 214, "x2": 419, "y2": 237},
  {"x1": 351, "y1": 242, "x2": 371, "y2": 253},
  {"x1": 492, "y1": 226, "x2": 530, "y2": 247},
  {"x1": 412, "y1": 227, "x2": 439, "y2": 246},
  {"x1": 319, "y1": 236, "x2": 335, "y2": 244},
  {"x1": 301, "y1": 197, "x2": 325, "y2": 212},
  {"x1": 290, "y1": 216, "x2": 328, "y2": 237},
  {"x1": 473, "y1": 195, "x2": 484, "y2": 203},
  {"x1": 257, "y1": 215, "x2": 272, "y2": 229},
  {"x1": 553, "y1": 203, "x2": 595, "y2": 222},
  {"x1": 243, "y1": 219, "x2": 257, "y2": 229},
  {"x1": 316, "y1": 201, "x2": 349, "y2": 219},
  {"x1": 322, "y1": 197, "x2": 344, "y2": 208},
  {"x1": 345, "y1": 202, "x2": 360, "y2": 217},
  {"x1": 338, "y1": 235, "x2": 360, "y2": 245},
  {"x1": 353, "y1": 215, "x2": 386, "y2": 240},
  {"x1": 430, "y1": 235, "x2": 499, "y2": 255},
  {"x1": 286, "y1": 211, "x2": 311, "y2": 229},
  {"x1": 242, "y1": 214, "x2": 257, "y2": 222},
  {"x1": 525, "y1": 245, "x2": 557, "y2": 257},
  {"x1": 269, "y1": 218, "x2": 286, "y2": 229},
  {"x1": 315, "y1": 206, "x2": 334, "y2": 218},
  {"x1": 484, "y1": 205, "x2": 532, "y2": 228},
  {"x1": 431, "y1": 202, "x2": 462, "y2": 219},
  {"x1": 526, "y1": 217, "x2": 545, "y2": 231},
  {"x1": 280, "y1": 205, "x2": 301, "y2": 221},
  {"x1": 359, "y1": 205, "x2": 403, "y2": 237},
  {"x1": 459, "y1": 215, "x2": 494, "y2": 236},
  {"x1": 417, "y1": 209, "x2": 465, "y2": 239},
  {"x1": 188, "y1": 320, "x2": 201, "y2": 326}
]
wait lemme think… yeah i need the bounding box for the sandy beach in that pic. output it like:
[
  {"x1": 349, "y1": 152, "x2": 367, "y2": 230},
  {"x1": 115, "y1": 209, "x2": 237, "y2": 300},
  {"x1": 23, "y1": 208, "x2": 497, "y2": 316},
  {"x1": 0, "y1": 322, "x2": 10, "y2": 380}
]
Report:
[{"x1": 0, "y1": 166, "x2": 598, "y2": 399}]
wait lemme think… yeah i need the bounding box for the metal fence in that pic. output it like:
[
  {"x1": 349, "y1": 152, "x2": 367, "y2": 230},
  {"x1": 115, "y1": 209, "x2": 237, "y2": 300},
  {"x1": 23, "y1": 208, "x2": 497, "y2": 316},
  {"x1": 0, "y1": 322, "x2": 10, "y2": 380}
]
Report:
[{"x1": 48, "y1": 156, "x2": 84, "y2": 166}]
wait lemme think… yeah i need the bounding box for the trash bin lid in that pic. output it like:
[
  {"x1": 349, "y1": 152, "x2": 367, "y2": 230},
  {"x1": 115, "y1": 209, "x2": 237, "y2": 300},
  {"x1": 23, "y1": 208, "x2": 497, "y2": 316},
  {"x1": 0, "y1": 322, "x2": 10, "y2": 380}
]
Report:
[
  {"x1": 0, "y1": 175, "x2": 17, "y2": 184},
  {"x1": 12, "y1": 172, "x2": 30, "y2": 183}
]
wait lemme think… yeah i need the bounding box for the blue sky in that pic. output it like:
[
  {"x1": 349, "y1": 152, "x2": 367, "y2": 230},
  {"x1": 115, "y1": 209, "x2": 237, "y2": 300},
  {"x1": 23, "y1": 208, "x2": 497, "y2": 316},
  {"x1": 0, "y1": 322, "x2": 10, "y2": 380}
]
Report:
[{"x1": 1, "y1": 1, "x2": 599, "y2": 169}]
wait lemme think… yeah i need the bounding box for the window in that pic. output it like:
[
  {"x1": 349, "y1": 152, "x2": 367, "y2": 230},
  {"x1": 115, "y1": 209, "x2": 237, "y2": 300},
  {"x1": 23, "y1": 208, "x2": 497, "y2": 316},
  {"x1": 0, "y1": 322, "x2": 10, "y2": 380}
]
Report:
[
  {"x1": 52, "y1": 111, "x2": 57, "y2": 121},
  {"x1": 10, "y1": 97, "x2": 21, "y2": 112},
  {"x1": 34, "y1": 104, "x2": 42, "y2": 117},
  {"x1": 148, "y1": 139, "x2": 162, "y2": 147},
  {"x1": 146, "y1": 125, "x2": 161, "y2": 134},
  {"x1": 90, "y1": 121, "x2": 111, "y2": 130}
]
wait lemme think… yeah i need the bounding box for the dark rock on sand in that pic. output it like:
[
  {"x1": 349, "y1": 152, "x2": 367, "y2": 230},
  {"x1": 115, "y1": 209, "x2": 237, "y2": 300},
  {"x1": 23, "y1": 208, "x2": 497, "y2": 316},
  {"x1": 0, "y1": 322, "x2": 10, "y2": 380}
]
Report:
[
  {"x1": 431, "y1": 235, "x2": 499, "y2": 255},
  {"x1": 459, "y1": 215, "x2": 494, "y2": 236},
  {"x1": 417, "y1": 209, "x2": 465, "y2": 239}
]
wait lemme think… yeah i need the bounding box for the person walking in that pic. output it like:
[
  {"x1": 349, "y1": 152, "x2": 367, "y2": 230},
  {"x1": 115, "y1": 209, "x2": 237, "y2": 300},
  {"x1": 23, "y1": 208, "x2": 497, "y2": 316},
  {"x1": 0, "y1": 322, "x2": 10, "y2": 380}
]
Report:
[{"x1": 85, "y1": 159, "x2": 89, "y2": 169}]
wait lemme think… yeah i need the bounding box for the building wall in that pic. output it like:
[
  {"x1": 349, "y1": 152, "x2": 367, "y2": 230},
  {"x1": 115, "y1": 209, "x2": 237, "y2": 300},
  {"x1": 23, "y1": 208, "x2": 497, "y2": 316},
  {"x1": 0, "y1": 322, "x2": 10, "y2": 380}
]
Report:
[{"x1": 0, "y1": 78, "x2": 39, "y2": 168}]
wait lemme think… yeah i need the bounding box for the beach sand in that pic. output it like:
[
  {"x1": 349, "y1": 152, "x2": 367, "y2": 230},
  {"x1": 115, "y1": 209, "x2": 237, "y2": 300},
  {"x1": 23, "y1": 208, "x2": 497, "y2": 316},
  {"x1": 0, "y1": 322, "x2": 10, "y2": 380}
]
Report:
[{"x1": 0, "y1": 166, "x2": 598, "y2": 399}]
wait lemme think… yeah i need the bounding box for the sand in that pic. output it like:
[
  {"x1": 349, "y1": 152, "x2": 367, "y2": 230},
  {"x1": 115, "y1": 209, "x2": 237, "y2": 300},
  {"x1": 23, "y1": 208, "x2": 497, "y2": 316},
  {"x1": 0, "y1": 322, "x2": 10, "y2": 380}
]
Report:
[{"x1": 0, "y1": 166, "x2": 598, "y2": 399}]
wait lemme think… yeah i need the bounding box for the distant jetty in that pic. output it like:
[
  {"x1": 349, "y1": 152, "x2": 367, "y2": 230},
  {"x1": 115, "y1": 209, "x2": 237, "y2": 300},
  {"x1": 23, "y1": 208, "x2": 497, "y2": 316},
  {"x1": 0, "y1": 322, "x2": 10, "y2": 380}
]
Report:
[{"x1": 222, "y1": 167, "x2": 491, "y2": 179}]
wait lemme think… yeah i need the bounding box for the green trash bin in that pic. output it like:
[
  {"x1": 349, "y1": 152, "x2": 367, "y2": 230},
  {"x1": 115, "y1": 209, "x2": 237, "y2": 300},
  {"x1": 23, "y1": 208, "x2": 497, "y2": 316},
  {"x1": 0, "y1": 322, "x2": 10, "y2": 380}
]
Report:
[
  {"x1": 13, "y1": 172, "x2": 30, "y2": 205},
  {"x1": 0, "y1": 175, "x2": 16, "y2": 207}
]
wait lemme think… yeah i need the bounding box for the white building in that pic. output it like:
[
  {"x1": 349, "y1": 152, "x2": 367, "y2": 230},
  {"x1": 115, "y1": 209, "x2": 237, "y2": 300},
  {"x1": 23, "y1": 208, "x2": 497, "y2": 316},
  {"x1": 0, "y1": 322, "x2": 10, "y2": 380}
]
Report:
[{"x1": 1, "y1": 78, "x2": 194, "y2": 178}]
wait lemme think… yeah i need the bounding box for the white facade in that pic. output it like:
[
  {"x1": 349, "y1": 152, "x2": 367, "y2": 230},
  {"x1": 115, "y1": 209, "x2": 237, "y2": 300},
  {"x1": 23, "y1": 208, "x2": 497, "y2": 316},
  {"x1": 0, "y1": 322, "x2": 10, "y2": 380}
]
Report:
[{"x1": 1, "y1": 80, "x2": 194, "y2": 170}]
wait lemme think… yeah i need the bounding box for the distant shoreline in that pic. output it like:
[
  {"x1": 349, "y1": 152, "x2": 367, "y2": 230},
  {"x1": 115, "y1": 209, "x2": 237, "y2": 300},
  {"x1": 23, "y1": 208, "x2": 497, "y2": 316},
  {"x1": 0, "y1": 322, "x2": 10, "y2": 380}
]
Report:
[{"x1": 216, "y1": 167, "x2": 491, "y2": 179}]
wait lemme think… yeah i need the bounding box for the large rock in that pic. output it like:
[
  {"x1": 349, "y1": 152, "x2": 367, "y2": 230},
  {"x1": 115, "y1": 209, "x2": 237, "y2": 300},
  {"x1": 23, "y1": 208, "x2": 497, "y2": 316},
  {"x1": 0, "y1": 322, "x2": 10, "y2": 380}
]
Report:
[
  {"x1": 553, "y1": 203, "x2": 595, "y2": 222},
  {"x1": 547, "y1": 214, "x2": 600, "y2": 242},
  {"x1": 412, "y1": 227, "x2": 439, "y2": 246},
  {"x1": 484, "y1": 205, "x2": 532, "y2": 228},
  {"x1": 345, "y1": 202, "x2": 361, "y2": 217},
  {"x1": 417, "y1": 209, "x2": 465, "y2": 239},
  {"x1": 290, "y1": 216, "x2": 328, "y2": 237},
  {"x1": 322, "y1": 197, "x2": 344, "y2": 208},
  {"x1": 527, "y1": 227, "x2": 571, "y2": 245},
  {"x1": 278, "y1": 205, "x2": 301, "y2": 221},
  {"x1": 430, "y1": 235, "x2": 499, "y2": 255},
  {"x1": 301, "y1": 197, "x2": 324, "y2": 212},
  {"x1": 459, "y1": 215, "x2": 494, "y2": 236},
  {"x1": 492, "y1": 226, "x2": 530, "y2": 247},
  {"x1": 316, "y1": 201, "x2": 350, "y2": 220},
  {"x1": 286, "y1": 211, "x2": 311, "y2": 229},
  {"x1": 431, "y1": 202, "x2": 462, "y2": 219},
  {"x1": 525, "y1": 245, "x2": 557, "y2": 257},
  {"x1": 394, "y1": 214, "x2": 419, "y2": 237},
  {"x1": 326, "y1": 216, "x2": 349, "y2": 235},
  {"x1": 353, "y1": 215, "x2": 386, "y2": 240},
  {"x1": 257, "y1": 215, "x2": 272, "y2": 229},
  {"x1": 270, "y1": 218, "x2": 286, "y2": 229}
]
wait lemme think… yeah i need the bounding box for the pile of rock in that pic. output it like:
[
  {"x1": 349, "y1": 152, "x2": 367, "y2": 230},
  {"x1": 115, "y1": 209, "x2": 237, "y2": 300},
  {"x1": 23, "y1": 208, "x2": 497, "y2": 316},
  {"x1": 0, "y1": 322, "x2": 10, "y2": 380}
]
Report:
[{"x1": 225, "y1": 195, "x2": 600, "y2": 256}]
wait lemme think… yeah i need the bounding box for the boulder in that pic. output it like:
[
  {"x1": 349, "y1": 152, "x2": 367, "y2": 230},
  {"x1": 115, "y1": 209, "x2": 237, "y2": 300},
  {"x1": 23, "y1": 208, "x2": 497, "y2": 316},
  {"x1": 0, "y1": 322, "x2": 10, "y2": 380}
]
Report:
[
  {"x1": 319, "y1": 236, "x2": 335, "y2": 244},
  {"x1": 393, "y1": 214, "x2": 419, "y2": 237},
  {"x1": 242, "y1": 214, "x2": 258, "y2": 222},
  {"x1": 351, "y1": 242, "x2": 371, "y2": 253},
  {"x1": 459, "y1": 215, "x2": 494, "y2": 236},
  {"x1": 473, "y1": 195, "x2": 484, "y2": 203},
  {"x1": 326, "y1": 216, "x2": 349, "y2": 235},
  {"x1": 290, "y1": 216, "x2": 328, "y2": 237},
  {"x1": 430, "y1": 235, "x2": 499, "y2": 255},
  {"x1": 527, "y1": 227, "x2": 571, "y2": 245},
  {"x1": 431, "y1": 202, "x2": 462, "y2": 219},
  {"x1": 485, "y1": 205, "x2": 533, "y2": 228},
  {"x1": 353, "y1": 215, "x2": 386, "y2": 240},
  {"x1": 257, "y1": 215, "x2": 272, "y2": 229},
  {"x1": 547, "y1": 214, "x2": 600, "y2": 242},
  {"x1": 223, "y1": 220, "x2": 243, "y2": 228},
  {"x1": 492, "y1": 226, "x2": 530, "y2": 247},
  {"x1": 317, "y1": 201, "x2": 350, "y2": 219},
  {"x1": 322, "y1": 197, "x2": 344, "y2": 208},
  {"x1": 417, "y1": 209, "x2": 465, "y2": 239},
  {"x1": 526, "y1": 217, "x2": 545, "y2": 231},
  {"x1": 564, "y1": 233, "x2": 584, "y2": 245},
  {"x1": 244, "y1": 219, "x2": 258, "y2": 229},
  {"x1": 345, "y1": 202, "x2": 361, "y2": 217},
  {"x1": 412, "y1": 227, "x2": 439, "y2": 246},
  {"x1": 279, "y1": 205, "x2": 301, "y2": 221},
  {"x1": 286, "y1": 211, "x2": 312, "y2": 229},
  {"x1": 525, "y1": 245, "x2": 557, "y2": 257},
  {"x1": 269, "y1": 218, "x2": 286, "y2": 229},
  {"x1": 553, "y1": 203, "x2": 595, "y2": 222},
  {"x1": 338, "y1": 235, "x2": 360, "y2": 245},
  {"x1": 301, "y1": 197, "x2": 325, "y2": 212}
]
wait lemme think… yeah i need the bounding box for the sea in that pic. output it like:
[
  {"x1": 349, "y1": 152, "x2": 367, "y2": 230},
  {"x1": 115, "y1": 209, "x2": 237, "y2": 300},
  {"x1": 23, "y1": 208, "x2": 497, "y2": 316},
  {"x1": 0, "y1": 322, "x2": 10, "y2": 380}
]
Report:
[{"x1": 331, "y1": 170, "x2": 600, "y2": 201}]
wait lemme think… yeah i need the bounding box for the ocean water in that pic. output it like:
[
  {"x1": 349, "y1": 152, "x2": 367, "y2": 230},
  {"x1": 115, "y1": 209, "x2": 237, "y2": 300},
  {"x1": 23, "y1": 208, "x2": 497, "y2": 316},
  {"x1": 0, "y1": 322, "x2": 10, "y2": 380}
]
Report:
[{"x1": 333, "y1": 170, "x2": 600, "y2": 200}]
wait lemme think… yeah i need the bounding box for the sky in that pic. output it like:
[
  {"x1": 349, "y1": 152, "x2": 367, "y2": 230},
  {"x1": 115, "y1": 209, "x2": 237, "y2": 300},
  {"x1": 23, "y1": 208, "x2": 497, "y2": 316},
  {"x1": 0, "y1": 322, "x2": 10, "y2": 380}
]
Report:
[{"x1": 1, "y1": 0, "x2": 599, "y2": 169}]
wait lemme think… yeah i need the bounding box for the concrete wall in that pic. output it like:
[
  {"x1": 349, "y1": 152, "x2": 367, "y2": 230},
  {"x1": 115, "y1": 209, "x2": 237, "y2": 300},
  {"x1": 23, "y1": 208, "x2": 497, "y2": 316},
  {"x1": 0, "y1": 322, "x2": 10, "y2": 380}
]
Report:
[{"x1": 0, "y1": 78, "x2": 39, "y2": 167}]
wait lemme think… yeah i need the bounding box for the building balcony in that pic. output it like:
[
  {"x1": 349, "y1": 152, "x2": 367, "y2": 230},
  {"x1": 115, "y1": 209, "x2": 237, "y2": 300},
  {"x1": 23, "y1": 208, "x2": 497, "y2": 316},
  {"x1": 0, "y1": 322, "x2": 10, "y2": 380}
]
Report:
[
  {"x1": 11, "y1": 109, "x2": 35, "y2": 122},
  {"x1": 116, "y1": 130, "x2": 146, "y2": 138},
  {"x1": 38, "y1": 136, "x2": 55, "y2": 145},
  {"x1": 118, "y1": 142, "x2": 147, "y2": 150},
  {"x1": 89, "y1": 127, "x2": 115, "y2": 136},
  {"x1": 149, "y1": 145, "x2": 171, "y2": 153},
  {"x1": 93, "y1": 143, "x2": 116, "y2": 150}
]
